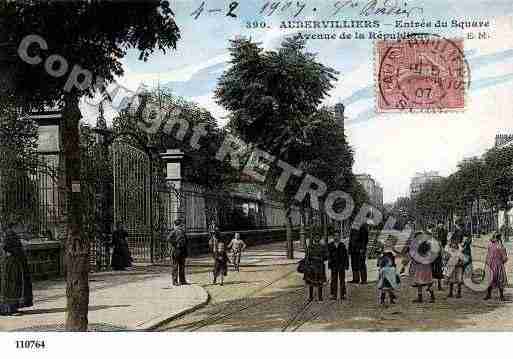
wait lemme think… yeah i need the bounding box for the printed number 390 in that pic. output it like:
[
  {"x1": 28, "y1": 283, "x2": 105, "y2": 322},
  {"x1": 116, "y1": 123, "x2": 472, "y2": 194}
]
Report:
[{"x1": 16, "y1": 340, "x2": 46, "y2": 349}]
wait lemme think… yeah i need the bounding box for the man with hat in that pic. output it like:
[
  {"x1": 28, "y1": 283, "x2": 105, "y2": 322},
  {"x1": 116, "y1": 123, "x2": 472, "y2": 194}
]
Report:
[
  {"x1": 168, "y1": 219, "x2": 188, "y2": 286},
  {"x1": 328, "y1": 236, "x2": 349, "y2": 300}
]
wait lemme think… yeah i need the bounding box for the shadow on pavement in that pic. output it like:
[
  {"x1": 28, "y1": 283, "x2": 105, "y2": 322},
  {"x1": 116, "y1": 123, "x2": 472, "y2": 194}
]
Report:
[{"x1": 20, "y1": 304, "x2": 131, "y2": 316}]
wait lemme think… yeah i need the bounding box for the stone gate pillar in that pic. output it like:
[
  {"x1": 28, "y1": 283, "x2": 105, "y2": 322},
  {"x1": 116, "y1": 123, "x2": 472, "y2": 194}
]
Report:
[
  {"x1": 160, "y1": 149, "x2": 184, "y2": 190},
  {"x1": 160, "y1": 149, "x2": 185, "y2": 229},
  {"x1": 31, "y1": 110, "x2": 64, "y2": 242}
]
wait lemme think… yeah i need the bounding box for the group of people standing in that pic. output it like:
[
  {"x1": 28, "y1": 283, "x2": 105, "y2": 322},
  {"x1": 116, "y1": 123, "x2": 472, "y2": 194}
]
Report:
[
  {"x1": 300, "y1": 219, "x2": 509, "y2": 305},
  {"x1": 164, "y1": 220, "x2": 249, "y2": 287},
  {"x1": 301, "y1": 221, "x2": 371, "y2": 302},
  {"x1": 403, "y1": 222, "x2": 508, "y2": 303}
]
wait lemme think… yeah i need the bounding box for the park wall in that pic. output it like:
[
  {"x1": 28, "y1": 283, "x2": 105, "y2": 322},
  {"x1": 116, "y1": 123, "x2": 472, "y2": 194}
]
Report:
[{"x1": 186, "y1": 227, "x2": 300, "y2": 256}]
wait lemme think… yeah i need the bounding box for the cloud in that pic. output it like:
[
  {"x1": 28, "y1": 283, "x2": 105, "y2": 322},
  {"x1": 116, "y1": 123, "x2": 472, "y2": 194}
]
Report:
[
  {"x1": 190, "y1": 93, "x2": 229, "y2": 125},
  {"x1": 162, "y1": 62, "x2": 226, "y2": 97},
  {"x1": 119, "y1": 53, "x2": 230, "y2": 88}
]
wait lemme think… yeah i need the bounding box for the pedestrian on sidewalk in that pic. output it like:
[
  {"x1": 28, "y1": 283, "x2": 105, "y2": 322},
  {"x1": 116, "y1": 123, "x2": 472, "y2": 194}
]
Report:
[
  {"x1": 328, "y1": 236, "x2": 349, "y2": 301},
  {"x1": 168, "y1": 219, "x2": 189, "y2": 286},
  {"x1": 462, "y1": 234, "x2": 473, "y2": 276},
  {"x1": 227, "y1": 232, "x2": 246, "y2": 272},
  {"x1": 348, "y1": 220, "x2": 369, "y2": 284},
  {"x1": 208, "y1": 222, "x2": 222, "y2": 258},
  {"x1": 304, "y1": 237, "x2": 328, "y2": 302},
  {"x1": 213, "y1": 242, "x2": 230, "y2": 286},
  {"x1": 445, "y1": 239, "x2": 465, "y2": 298},
  {"x1": 484, "y1": 232, "x2": 508, "y2": 301},
  {"x1": 436, "y1": 221, "x2": 448, "y2": 248},
  {"x1": 408, "y1": 231, "x2": 436, "y2": 303},
  {"x1": 377, "y1": 254, "x2": 400, "y2": 305},
  {"x1": 0, "y1": 222, "x2": 33, "y2": 316},
  {"x1": 432, "y1": 232, "x2": 445, "y2": 291},
  {"x1": 111, "y1": 221, "x2": 132, "y2": 271}
]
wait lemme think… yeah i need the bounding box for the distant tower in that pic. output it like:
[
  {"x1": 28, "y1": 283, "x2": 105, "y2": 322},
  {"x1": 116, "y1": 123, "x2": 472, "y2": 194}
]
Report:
[
  {"x1": 95, "y1": 101, "x2": 108, "y2": 145},
  {"x1": 495, "y1": 134, "x2": 513, "y2": 148},
  {"x1": 96, "y1": 101, "x2": 107, "y2": 130},
  {"x1": 334, "y1": 102, "x2": 345, "y2": 133}
]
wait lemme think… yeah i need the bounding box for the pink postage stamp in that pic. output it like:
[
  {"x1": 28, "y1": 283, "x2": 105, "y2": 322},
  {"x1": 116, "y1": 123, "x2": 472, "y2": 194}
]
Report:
[{"x1": 376, "y1": 35, "x2": 469, "y2": 112}]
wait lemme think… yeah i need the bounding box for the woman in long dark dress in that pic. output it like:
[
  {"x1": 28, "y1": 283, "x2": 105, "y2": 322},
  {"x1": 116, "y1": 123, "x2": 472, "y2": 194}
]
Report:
[
  {"x1": 0, "y1": 223, "x2": 33, "y2": 316},
  {"x1": 111, "y1": 222, "x2": 132, "y2": 270}
]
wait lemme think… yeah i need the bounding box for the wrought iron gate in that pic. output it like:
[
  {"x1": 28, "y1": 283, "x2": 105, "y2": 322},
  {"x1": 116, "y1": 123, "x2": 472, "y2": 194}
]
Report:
[
  {"x1": 113, "y1": 140, "x2": 152, "y2": 261},
  {"x1": 112, "y1": 139, "x2": 184, "y2": 263}
]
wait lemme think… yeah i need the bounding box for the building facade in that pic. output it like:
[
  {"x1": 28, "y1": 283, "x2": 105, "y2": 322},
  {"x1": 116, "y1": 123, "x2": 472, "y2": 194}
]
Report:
[
  {"x1": 409, "y1": 171, "x2": 442, "y2": 197},
  {"x1": 495, "y1": 134, "x2": 513, "y2": 149},
  {"x1": 355, "y1": 173, "x2": 383, "y2": 209}
]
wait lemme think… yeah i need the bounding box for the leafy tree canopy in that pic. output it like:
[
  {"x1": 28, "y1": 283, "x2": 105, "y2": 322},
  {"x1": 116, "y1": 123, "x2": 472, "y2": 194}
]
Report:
[{"x1": 0, "y1": 0, "x2": 179, "y2": 106}]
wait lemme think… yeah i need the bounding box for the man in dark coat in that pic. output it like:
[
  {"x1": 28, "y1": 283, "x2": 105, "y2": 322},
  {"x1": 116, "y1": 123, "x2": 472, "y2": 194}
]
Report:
[
  {"x1": 348, "y1": 228, "x2": 361, "y2": 283},
  {"x1": 436, "y1": 221, "x2": 448, "y2": 248},
  {"x1": 349, "y1": 221, "x2": 370, "y2": 284},
  {"x1": 168, "y1": 219, "x2": 188, "y2": 286},
  {"x1": 328, "y1": 236, "x2": 349, "y2": 300},
  {"x1": 358, "y1": 221, "x2": 370, "y2": 284},
  {"x1": 450, "y1": 223, "x2": 464, "y2": 245}
]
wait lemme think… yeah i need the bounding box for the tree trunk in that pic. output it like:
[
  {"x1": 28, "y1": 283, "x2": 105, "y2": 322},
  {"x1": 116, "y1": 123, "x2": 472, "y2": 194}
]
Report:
[
  {"x1": 476, "y1": 198, "x2": 481, "y2": 237},
  {"x1": 469, "y1": 203, "x2": 473, "y2": 238},
  {"x1": 322, "y1": 209, "x2": 328, "y2": 242},
  {"x1": 299, "y1": 207, "x2": 306, "y2": 250},
  {"x1": 308, "y1": 207, "x2": 315, "y2": 246},
  {"x1": 62, "y1": 96, "x2": 89, "y2": 331},
  {"x1": 285, "y1": 206, "x2": 294, "y2": 259},
  {"x1": 504, "y1": 207, "x2": 510, "y2": 242}
]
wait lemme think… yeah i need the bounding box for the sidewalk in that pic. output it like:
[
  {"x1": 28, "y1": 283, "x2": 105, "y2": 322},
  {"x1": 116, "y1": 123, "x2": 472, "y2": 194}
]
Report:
[
  {"x1": 1, "y1": 269, "x2": 209, "y2": 332},
  {"x1": 2, "y1": 240, "x2": 301, "y2": 332}
]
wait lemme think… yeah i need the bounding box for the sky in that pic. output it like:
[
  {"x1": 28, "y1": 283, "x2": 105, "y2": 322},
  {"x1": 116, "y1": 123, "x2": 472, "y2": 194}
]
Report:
[{"x1": 80, "y1": 0, "x2": 513, "y2": 203}]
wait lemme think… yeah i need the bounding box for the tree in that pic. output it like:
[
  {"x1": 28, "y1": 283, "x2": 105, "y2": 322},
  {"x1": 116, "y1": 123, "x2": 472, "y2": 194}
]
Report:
[
  {"x1": 113, "y1": 87, "x2": 238, "y2": 227},
  {"x1": 148, "y1": 88, "x2": 237, "y2": 190},
  {"x1": 296, "y1": 107, "x2": 355, "y2": 240},
  {"x1": 0, "y1": 0, "x2": 180, "y2": 330},
  {"x1": 455, "y1": 157, "x2": 486, "y2": 235},
  {"x1": 0, "y1": 98, "x2": 40, "y2": 228},
  {"x1": 483, "y1": 146, "x2": 513, "y2": 241},
  {"x1": 215, "y1": 36, "x2": 338, "y2": 258},
  {"x1": 0, "y1": 98, "x2": 38, "y2": 170}
]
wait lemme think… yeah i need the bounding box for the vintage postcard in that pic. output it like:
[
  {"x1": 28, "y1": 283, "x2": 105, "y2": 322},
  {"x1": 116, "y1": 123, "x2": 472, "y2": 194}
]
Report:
[{"x1": 1, "y1": 0, "x2": 513, "y2": 354}]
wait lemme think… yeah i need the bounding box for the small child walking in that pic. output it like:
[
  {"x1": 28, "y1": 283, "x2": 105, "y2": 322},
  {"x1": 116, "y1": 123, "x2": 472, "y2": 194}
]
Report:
[
  {"x1": 445, "y1": 240, "x2": 465, "y2": 298},
  {"x1": 377, "y1": 254, "x2": 401, "y2": 305},
  {"x1": 227, "y1": 232, "x2": 246, "y2": 272},
  {"x1": 213, "y1": 242, "x2": 230, "y2": 286}
]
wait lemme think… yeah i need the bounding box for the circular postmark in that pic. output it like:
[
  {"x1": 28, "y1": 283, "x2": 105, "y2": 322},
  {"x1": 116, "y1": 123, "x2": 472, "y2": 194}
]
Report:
[{"x1": 377, "y1": 33, "x2": 471, "y2": 112}]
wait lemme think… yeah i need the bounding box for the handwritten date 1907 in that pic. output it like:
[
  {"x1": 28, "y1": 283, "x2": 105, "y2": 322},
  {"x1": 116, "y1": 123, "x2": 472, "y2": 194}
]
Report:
[
  {"x1": 259, "y1": 1, "x2": 424, "y2": 18},
  {"x1": 190, "y1": 0, "x2": 424, "y2": 20}
]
